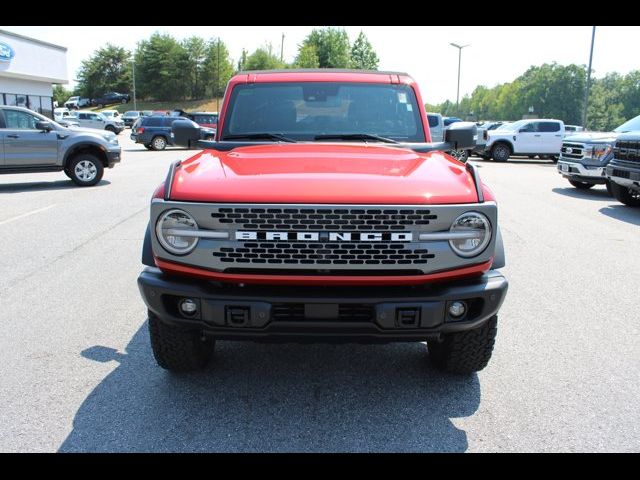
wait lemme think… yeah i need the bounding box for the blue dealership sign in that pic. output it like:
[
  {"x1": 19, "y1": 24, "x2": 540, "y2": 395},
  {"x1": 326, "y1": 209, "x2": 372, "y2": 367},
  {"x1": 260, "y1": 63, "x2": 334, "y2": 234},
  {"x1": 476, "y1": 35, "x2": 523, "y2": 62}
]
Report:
[{"x1": 0, "y1": 42, "x2": 15, "y2": 62}]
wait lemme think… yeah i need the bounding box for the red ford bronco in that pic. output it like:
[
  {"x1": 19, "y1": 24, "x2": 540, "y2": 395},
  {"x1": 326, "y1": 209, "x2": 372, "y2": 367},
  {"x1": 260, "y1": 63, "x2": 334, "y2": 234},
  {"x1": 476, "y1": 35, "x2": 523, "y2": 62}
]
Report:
[{"x1": 138, "y1": 69, "x2": 508, "y2": 374}]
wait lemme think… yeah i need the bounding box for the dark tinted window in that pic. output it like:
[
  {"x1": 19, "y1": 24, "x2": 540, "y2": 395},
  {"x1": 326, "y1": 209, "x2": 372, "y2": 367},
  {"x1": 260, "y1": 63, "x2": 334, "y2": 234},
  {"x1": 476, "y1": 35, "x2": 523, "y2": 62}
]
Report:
[
  {"x1": 192, "y1": 114, "x2": 217, "y2": 124},
  {"x1": 222, "y1": 82, "x2": 426, "y2": 142},
  {"x1": 539, "y1": 121, "x2": 561, "y2": 132},
  {"x1": 144, "y1": 117, "x2": 164, "y2": 127},
  {"x1": 519, "y1": 122, "x2": 538, "y2": 132},
  {"x1": 428, "y1": 115, "x2": 439, "y2": 128}
]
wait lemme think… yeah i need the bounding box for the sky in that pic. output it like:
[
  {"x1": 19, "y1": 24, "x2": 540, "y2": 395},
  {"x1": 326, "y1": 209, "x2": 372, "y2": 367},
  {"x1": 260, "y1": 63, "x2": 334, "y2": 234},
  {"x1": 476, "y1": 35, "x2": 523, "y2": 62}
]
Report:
[{"x1": 4, "y1": 25, "x2": 639, "y2": 104}]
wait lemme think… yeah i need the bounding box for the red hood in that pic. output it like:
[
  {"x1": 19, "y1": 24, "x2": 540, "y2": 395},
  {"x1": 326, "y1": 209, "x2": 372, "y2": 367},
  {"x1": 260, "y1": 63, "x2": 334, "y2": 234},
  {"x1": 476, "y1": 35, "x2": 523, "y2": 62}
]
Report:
[{"x1": 169, "y1": 143, "x2": 479, "y2": 204}]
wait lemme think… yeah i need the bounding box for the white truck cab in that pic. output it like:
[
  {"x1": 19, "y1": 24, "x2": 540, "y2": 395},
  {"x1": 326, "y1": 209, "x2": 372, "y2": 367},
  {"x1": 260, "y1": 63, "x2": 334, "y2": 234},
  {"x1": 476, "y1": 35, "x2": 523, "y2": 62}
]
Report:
[{"x1": 482, "y1": 119, "x2": 565, "y2": 162}]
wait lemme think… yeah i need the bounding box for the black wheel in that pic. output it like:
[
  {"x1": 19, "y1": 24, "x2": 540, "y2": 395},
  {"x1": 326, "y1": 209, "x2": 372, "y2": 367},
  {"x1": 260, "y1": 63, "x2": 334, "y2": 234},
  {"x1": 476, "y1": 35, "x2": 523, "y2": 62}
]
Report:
[
  {"x1": 528, "y1": 155, "x2": 536, "y2": 159},
  {"x1": 549, "y1": 155, "x2": 559, "y2": 163},
  {"x1": 96, "y1": 103, "x2": 103, "y2": 109},
  {"x1": 610, "y1": 181, "x2": 640, "y2": 207},
  {"x1": 67, "y1": 153, "x2": 104, "y2": 186},
  {"x1": 449, "y1": 149, "x2": 469, "y2": 163},
  {"x1": 569, "y1": 179, "x2": 595, "y2": 190},
  {"x1": 151, "y1": 136, "x2": 167, "y2": 151},
  {"x1": 605, "y1": 180, "x2": 613, "y2": 196},
  {"x1": 148, "y1": 311, "x2": 214, "y2": 372},
  {"x1": 144, "y1": 144, "x2": 154, "y2": 150},
  {"x1": 427, "y1": 316, "x2": 498, "y2": 374},
  {"x1": 105, "y1": 125, "x2": 117, "y2": 134},
  {"x1": 63, "y1": 167, "x2": 73, "y2": 179},
  {"x1": 491, "y1": 143, "x2": 510, "y2": 162},
  {"x1": 121, "y1": 98, "x2": 127, "y2": 104}
]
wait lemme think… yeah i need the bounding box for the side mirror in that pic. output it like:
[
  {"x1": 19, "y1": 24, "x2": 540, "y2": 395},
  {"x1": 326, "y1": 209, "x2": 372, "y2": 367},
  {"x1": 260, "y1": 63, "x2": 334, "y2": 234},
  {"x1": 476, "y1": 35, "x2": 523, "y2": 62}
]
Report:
[
  {"x1": 173, "y1": 119, "x2": 202, "y2": 148},
  {"x1": 36, "y1": 121, "x2": 53, "y2": 132},
  {"x1": 444, "y1": 122, "x2": 477, "y2": 150}
]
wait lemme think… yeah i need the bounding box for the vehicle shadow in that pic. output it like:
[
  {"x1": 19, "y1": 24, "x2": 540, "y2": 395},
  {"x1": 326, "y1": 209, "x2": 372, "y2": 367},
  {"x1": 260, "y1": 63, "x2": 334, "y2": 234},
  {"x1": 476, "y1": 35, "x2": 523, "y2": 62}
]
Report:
[
  {"x1": 59, "y1": 323, "x2": 481, "y2": 452},
  {"x1": 552, "y1": 186, "x2": 610, "y2": 201},
  {"x1": 0, "y1": 179, "x2": 111, "y2": 194},
  {"x1": 599, "y1": 205, "x2": 640, "y2": 226}
]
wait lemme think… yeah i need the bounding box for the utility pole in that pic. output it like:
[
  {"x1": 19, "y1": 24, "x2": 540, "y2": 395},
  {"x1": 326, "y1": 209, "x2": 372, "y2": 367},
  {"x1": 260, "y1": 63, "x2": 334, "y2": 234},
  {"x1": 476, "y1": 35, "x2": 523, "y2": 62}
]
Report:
[
  {"x1": 450, "y1": 43, "x2": 470, "y2": 116},
  {"x1": 280, "y1": 33, "x2": 285, "y2": 63},
  {"x1": 216, "y1": 38, "x2": 221, "y2": 112},
  {"x1": 582, "y1": 26, "x2": 596, "y2": 129},
  {"x1": 132, "y1": 59, "x2": 137, "y2": 110}
]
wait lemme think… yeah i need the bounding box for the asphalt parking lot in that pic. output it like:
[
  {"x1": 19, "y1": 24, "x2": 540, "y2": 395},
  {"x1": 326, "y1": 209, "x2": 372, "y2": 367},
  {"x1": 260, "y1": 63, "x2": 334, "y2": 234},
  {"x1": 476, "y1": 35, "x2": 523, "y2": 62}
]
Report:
[{"x1": 0, "y1": 133, "x2": 639, "y2": 452}]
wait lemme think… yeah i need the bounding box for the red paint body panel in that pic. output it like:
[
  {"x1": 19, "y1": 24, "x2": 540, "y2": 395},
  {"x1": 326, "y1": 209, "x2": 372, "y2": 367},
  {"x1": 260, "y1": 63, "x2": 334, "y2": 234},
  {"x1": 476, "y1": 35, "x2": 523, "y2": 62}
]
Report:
[
  {"x1": 169, "y1": 144, "x2": 478, "y2": 204},
  {"x1": 155, "y1": 257, "x2": 493, "y2": 286}
]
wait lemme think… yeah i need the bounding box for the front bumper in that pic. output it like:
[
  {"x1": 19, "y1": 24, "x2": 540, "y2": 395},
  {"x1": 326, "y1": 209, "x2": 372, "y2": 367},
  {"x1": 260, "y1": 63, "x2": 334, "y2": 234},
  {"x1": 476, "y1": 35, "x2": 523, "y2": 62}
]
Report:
[
  {"x1": 138, "y1": 267, "x2": 508, "y2": 342},
  {"x1": 606, "y1": 162, "x2": 640, "y2": 190},
  {"x1": 106, "y1": 149, "x2": 121, "y2": 168},
  {"x1": 557, "y1": 160, "x2": 606, "y2": 183}
]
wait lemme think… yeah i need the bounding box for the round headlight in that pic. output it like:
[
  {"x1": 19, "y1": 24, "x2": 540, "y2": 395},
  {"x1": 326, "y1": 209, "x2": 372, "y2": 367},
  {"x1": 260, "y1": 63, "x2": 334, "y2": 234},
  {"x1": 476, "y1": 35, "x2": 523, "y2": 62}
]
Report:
[
  {"x1": 449, "y1": 212, "x2": 492, "y2": 258},
  {"x1": 156, "y1": 209, "x2": 199, "y2": 255}
]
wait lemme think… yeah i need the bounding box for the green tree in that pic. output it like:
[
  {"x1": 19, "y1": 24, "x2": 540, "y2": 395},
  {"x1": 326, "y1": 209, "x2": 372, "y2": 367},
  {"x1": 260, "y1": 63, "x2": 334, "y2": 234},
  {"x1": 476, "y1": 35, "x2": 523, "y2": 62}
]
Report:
[
  {"x1": 237, "y1": 48, "x2": 248, "y2": 71},
  {"x1": 53, "y1": 85, "x2": 74, "y2": 107},
  {"x1": 299, "y1": 27, "x2": 351, "y2": 68},
  {"x1": 586, "y1": 73, "x2": 626, "y2": 131},
  {"x1": 76, "y1": 44, "x2": 132, "y2": 99},
  {"x1": 202, "y1": 38, "x2": 235, "y2": 98},
  {"x1": 244, "y1": 45, "x2": 285, "y2": 71},
  {"x1": 350, "y1": 31, "x2": 378, "y2": 70},
  {"x1": 182, "y1": 36, "x2": 208, "y2": 99},
  {"x1": 135, "y1": 33, "x2": 189, "y2": 101},
  {"x1": 294, "y1": 44, "x2": 319, "y2": 68}
]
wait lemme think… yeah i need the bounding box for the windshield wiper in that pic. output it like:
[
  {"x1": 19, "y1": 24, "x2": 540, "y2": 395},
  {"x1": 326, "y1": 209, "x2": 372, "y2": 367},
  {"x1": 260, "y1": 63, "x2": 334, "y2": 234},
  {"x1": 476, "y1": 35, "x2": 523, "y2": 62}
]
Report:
[
  {"x1": 224, "y1": 133, "x2": 296, "y2": 143},
  {"x1": 314, "y1": 133, "x2": 399, "y2": 144}
]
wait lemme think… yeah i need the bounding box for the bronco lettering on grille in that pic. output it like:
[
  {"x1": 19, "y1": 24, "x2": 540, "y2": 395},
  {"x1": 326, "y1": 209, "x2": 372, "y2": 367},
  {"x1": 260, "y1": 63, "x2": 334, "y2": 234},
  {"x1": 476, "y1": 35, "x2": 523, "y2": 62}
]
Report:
[{"x1": 235, "y1": 231, "x2": 414, "y2": 242}]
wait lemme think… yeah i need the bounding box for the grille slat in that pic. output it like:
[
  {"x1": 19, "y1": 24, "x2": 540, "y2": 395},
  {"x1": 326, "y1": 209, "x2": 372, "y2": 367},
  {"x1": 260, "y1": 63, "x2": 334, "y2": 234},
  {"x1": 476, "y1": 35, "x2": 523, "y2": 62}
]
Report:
[
  {"x1": 614, "y1": 140, "x2": 640, "y2": 164},
  {"x1": 271, "y1": 303, "x2": 375, "y2": 322},
  {"x1": 561, "y1": 142, "x2": 585, "y2": 160}
]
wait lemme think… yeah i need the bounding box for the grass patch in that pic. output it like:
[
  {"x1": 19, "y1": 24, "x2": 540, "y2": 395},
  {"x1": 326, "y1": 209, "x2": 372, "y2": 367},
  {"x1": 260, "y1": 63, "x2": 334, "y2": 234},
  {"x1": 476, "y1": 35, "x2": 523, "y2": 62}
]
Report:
[{"x1": 104, "y1": 99, "x2": 223, "y2": 114}]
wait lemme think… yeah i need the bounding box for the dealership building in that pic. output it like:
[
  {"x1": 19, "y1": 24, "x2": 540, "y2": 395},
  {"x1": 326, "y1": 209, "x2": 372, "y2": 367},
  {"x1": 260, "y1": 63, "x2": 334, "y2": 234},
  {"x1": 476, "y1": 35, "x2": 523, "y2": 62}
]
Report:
[{"x1": 0, "y1": 29, "x2": 68, "y2": 119}]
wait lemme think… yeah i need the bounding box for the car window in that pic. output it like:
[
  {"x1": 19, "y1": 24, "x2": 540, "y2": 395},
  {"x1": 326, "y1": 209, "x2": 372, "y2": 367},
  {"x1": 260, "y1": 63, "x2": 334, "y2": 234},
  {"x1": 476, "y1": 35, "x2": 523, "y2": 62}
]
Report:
[
  {"x1": 538, "y1": 122, "x2": 560, "y2": 132},
  {"x1": 145, "y1": 117, "x2": 163, "y2": 127},
  {"x1": 79, "y1": 113, "x2": 89, "y2": 120},
  {"x1": 89, "y1": 114, "x2": 101, "y2": 120},
  {"x1": 162, "y1": 117, "x2": 179, "y2": 127},
  {"x1": 3, "y1": 110, "x2": 40, "y2": 129},
  {"x1": 519, "y1": 122, "x2": 538, "y2": 133},
  {"x1": 193, "y1": 114, "x2": 217, "y2": 124},
  {"x1": 427, "y1": 115, "x2": 439, "y2": 128}
]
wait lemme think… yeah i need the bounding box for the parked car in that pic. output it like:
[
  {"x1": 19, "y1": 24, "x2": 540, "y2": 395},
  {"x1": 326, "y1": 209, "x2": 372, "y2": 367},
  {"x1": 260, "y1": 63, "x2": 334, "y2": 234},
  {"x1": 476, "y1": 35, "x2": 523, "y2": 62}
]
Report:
[
  {"x1": 187, "y1": 111, "x2": 218, "y2": 130},
  {"x1": 443, "y1": 116, "x2": 462, "y2": 126},
  {"x1": 58, "y1": 118, "x2": 80, "y2": 128},
  {"x1": 604, "y1": 118, "x2": 640, "y2": 207},
  {"x1": 130, "y1": 115, "x2": 180, "y2": 150},
  {"x1": 101, "y1": 109, "x2": 122, "y2": 120},
  {"x1": 564, "y1": 125, "x2": 585, "y2": 136},
  {"x1": 122, "y1": 110, "x2": 142, "y2": 127},
  {"x1": 142, "y1": 110, "x2": 153, "y2": 117},
  {"x1": 479, "y1": 119, "x2": 564, "y2": 162},
  {"x1": 558, "y1": 114, "x2": 640, "y2": 192},
  {"x1": 427, "y1": 112, "x2": 444, "y2": 142},
  {"x1": 91, "y1": 92, "x2": 130, "y2": 108},
  {"x1": 0, "y1": 105, "x2": 121, "y2": 186},
  {"x1": 479, "y1": 121, "x2": 506, "y2": 131},
  {"x1": 54, "y1": 107, "x2": 72, "y2": 122},
  {"x1": 69, "y1": 110, "x2": 125, "y2": 134},
  {"x1": 64, "y1": 96, "x2": 91, "y2": 110}
]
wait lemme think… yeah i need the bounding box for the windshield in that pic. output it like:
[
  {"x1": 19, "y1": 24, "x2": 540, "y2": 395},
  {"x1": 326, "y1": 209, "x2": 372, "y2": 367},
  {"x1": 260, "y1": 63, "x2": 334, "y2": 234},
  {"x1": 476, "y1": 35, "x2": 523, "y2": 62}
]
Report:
[
  {"x1": 123, "y1": 111, "x2": 138, "y2": 117},
  {"x1": 614, "y1": 114, "x2": 640, "y2": 133},
  {"x1": 498, "y1": 120, "x2": 528, "y2": 131},
  {"x1": 221, "y1": 82, "x2": 426, "y2": 142}
]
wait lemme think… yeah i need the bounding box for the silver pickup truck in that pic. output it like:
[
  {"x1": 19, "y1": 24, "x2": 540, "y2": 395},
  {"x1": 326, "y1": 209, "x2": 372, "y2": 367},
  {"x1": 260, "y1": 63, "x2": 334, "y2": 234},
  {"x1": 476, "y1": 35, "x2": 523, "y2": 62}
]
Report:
[{"x1": 0, "y1": 105, "x2": 121, "y2": 186}]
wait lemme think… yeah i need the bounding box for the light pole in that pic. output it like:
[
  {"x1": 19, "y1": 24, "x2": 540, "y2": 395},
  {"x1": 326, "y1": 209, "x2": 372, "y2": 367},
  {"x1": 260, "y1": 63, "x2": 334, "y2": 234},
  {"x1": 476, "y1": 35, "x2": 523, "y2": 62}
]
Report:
[
  {"x1": 132, "y1": 59, "x2": 137, "y2": 111},
  {"x1": 582, "y1": 26, "x2": 596, "y2": 129},
  {"x1": 216, "y1": 38, "x2": 221, "y2": 112},
  {"x1": 450, "y1": 43, "x2": 469, "y2": 116}
]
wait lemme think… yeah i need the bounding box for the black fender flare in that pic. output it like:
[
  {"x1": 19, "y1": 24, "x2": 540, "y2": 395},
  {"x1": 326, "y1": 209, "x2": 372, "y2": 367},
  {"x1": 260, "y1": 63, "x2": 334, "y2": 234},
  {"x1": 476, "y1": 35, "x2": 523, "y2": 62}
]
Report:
[
  {"x1": 142, "y1": 222, "x2": 155, "y2": 266},
  {"x1": 491, "y1": 226, "x2": 506, "y2": 269}
]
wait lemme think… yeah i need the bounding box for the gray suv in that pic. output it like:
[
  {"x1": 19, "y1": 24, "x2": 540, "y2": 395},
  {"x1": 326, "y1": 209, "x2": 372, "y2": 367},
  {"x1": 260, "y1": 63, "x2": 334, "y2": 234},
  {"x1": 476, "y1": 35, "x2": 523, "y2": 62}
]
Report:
[{"x1": 0, "y1": 106, "x2": 121, "y2": 186}]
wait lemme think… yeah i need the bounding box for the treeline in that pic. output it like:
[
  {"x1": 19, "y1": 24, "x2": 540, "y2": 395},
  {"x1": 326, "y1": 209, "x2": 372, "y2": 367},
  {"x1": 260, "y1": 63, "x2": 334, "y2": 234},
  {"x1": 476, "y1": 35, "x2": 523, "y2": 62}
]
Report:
[
  {"x1": 426, "y1": 63, "x2": 640, "y2": 131},
  {"x1": 55, "y1": 28, "x2": 379, "y2": 105}
]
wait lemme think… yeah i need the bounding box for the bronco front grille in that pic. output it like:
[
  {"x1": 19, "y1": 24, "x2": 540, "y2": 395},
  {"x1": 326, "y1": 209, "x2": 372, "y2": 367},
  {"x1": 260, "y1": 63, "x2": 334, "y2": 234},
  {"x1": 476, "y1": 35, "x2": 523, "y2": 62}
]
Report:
[
  {"x1": 561, "y1": 142, "x2": 585, "y2": 160},
  {"x1": 211, "y1": 207, "x2": 437, "y2": 231},
  {"x1": 213, "y1": 242, "x2": 435, "y2": 266}
]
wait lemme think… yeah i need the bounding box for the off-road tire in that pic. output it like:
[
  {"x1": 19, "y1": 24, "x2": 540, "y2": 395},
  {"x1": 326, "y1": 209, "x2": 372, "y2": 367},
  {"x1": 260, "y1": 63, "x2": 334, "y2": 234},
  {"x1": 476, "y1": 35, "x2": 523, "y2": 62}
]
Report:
[
  {"x1": 105, "y1": 125, "x2": 117, "y2": 134},
  {"x1": 67, "y1": 153, "x2": 104, "y2": 186},
  {"x1": 549, "y1": 155, "x2": 559, "y2": 163},
  {"x1": 151, "y1": 136, "x2": 167, "y2": 151},
  {"x1": 569, "y1": 180, "x2": 595, "y2": 190},
  {"x1": 449, "y1": 149, "x2": 469, "y2": 163},
  {"x1": 427, "y1": 316, "x2": 498, "y2": 374},
  {"x1": 144, "y1": 144, "x2": 153, "y2": 150},
  {"x1": 610, "y1": 181, "x2": 640, "y2": 207},
  {"x1": 605, "y1": 180, "x2": 613, "y2": 196},
  {"x1": 148, "y1": 311, "x2": 215, "y2": 372},
  {"x1": 491, "y1": 143, "x2": 510, "y2": 162}
]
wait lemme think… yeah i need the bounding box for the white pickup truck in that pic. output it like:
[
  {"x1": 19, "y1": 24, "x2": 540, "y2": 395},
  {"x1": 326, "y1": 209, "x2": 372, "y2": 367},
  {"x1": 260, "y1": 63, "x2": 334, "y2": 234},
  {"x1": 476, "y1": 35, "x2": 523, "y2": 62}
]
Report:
[
  {"x1": 427, "y1": 112, "x2": 486, "y2": 162},
  {"x1": 478, "y1": 118, "x2": 565, "y2": 162}
]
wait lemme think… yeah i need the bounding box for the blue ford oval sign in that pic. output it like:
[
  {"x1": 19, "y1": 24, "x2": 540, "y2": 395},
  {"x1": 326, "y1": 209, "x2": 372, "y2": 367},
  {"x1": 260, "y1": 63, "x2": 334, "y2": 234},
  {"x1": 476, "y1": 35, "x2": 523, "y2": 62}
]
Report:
[{"x1": 0, "y1": 42, "x2": 15, "y2": 62}]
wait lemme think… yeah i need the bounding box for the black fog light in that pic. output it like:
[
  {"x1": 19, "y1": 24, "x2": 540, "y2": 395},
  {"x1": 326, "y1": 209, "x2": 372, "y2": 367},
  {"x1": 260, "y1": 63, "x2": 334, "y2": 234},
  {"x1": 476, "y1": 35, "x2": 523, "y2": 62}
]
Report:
[
  {"x1": 448, "y1": 301, "x2": 467, "y2": 318},
  {"x1": 179, "y1": 298, "x2": 198, "y2": 316}
]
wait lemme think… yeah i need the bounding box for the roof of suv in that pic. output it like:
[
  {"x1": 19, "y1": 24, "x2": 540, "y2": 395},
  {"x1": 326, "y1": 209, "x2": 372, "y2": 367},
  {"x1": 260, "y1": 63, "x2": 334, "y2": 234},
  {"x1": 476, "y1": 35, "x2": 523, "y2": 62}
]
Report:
[
  {"x1": 231, "y1": 69, "x2": 415, "y2": 85},
  {"x1": 239, "y1": 68, "x2": 409, "y2": 76}
]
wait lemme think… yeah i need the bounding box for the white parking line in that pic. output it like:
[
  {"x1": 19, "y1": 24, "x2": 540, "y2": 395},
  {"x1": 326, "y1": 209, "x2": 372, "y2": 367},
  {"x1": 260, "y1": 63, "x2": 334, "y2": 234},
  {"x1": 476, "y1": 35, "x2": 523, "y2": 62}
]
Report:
[{"x1": 0, "y1": 205, "x2": 57, "y2": 227}]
